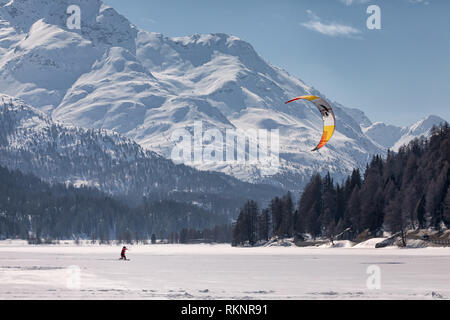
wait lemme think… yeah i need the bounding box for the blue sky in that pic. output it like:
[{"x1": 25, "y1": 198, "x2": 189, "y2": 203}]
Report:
[{"x1": 103, "y1": 0, "x2": 450, "y2": 126}]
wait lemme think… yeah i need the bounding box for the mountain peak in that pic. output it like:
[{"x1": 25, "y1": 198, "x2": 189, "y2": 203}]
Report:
[
  {"x1": 409, "y1": 115, "x2": 447, "y2": 132},
  {"x1": 364, "y1": 115, "x2": 447, "y2": 151},
  {"x1": 1, "y1": 0, "x2": 137, "y2": 51}
]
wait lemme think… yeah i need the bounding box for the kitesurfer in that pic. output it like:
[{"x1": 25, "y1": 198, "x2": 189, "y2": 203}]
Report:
[{"x1": 120, "y1": 246, "x2": 128, "y2": 260}]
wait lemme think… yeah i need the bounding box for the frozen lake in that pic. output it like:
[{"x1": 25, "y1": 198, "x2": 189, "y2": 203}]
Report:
[{"x1": 1, "y1": 242, "x2": 449, "y2": 299}]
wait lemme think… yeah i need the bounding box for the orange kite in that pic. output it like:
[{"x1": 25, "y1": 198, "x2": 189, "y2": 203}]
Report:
[{"x1": 285, "y1": 95, "x2": 336, "y2": 151}]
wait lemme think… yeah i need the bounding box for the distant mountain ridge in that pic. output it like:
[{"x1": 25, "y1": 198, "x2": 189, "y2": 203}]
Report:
[{"x1": 364, "y1": 115, "x2": 447, "y2": 151}]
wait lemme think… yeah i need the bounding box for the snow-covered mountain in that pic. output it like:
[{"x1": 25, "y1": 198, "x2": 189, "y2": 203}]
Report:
[
  {"x1": 0, "y1": 94, "x2": 283, "y2": 213},
  {"x1": 0, "y1": 0, "x2": 446, "y2": 192},
  {"x1": 364, "y1": 115, "x2": 447, "y2": 151}
]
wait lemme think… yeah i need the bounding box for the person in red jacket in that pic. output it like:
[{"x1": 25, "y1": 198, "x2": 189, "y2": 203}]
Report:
[{"x1": 120, "y1": 246, "x2": 128, "y2": 260}]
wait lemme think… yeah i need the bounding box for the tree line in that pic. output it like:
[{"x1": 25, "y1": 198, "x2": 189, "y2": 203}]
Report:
[
  {"x1": 0, "y1": 165, "x2": 227, "y2": 241},
  {"x1": 167, "y1": 224, "x2": 233, "y2": 244},
  {"x1": 233, "y1": 123, "x2": 450, "y2": 246}
]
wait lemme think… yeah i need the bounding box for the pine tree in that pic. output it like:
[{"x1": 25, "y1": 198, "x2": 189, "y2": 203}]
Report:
[
  {"x1": 346, "y1": 186, "x2": 361, "y2": 234},
  {"x1": 246, "y1": 200, "x2": 259, "y2": 245},
  {"x1": 443, "y1": 186, "x2": 450, "y2": 227},
  {"x1": 320, "y1": 172, "x2": 337, "y2": 239},
  {"x1": 384, "y1": 193, "x2": 407, "y2": 246},
  {"x1": 360, "y1": 161, "x2": 384, "y2": 233},
  {"x1": 232, "y1": 200, "x2": 259, "y2": 246},
  {"x1": 270, "y1": 197, "x2": 283, "y2": 237},
  {"x1": 415, "y1": 195, "x2": 426, "y2": 229},
  {"x1": 297, "y1": 174, "x2": 322, "y2": 238},
  {"x1": 281, "y1": 192, "x2": 294, "y2": 238},
  {"x1": 426, "y1": 164, "x2": 449, "y2": 228},
  {"x1": 258, "y1": 209, "x2": 271, "y2": 242}
]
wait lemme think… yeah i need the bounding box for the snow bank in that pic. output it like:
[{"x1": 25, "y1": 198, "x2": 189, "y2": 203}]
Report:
[
  {"x1": 264, "y1": 238, "x2": 294, "y2": 247},
  {"x1": 0, "y1": 240, "x2": 28, "y2": 246},
  {"x1": 329, "y1": 240, "x2": 355, "y2": 248},
  {"x1": 316, "y1": 240, "x2": 355, "y2": 248},
  {"x1": 353, "y1": 238, "x2": 387, "y2": 249}
]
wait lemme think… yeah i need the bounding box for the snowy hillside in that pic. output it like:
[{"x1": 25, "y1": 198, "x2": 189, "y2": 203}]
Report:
[
  {"x1": 0, "y1": 0, "x2": 445, "y2": 192},
  {"x1": 0, "y1": 94, "x2": 283, "y2": 213}
]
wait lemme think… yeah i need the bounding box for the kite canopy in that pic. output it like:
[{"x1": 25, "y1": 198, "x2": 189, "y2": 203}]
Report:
[{"x1": 285, "y1": 95, "x2": 335, "y2": 151}]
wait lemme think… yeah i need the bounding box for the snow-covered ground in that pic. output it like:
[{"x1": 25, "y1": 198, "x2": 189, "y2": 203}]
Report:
[{"x1": 1, "y1": 241, "x2": 449, "y2": 300}]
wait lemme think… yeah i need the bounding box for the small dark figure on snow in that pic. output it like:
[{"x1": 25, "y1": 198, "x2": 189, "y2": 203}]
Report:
[{"x1": 120, "y1": 246, "x2": 128, "y2": 260}]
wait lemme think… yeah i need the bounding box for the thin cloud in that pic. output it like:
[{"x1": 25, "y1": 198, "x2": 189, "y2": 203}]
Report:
[
  {"x1": 408, "y1": 0, "x2": 430, "y2": 4},
  {"x1": 341, "y1": 0, "x2": 430, "y2": 5},
  {"x1": 141, "y1": 17, "x2": 157, "y2": 24},
  {"x1": 339, "y1": 0, "x2": 369, "y2": 5},
  {"x1": 302, "y1": 10, "x2": 361, "y2": 38}
]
